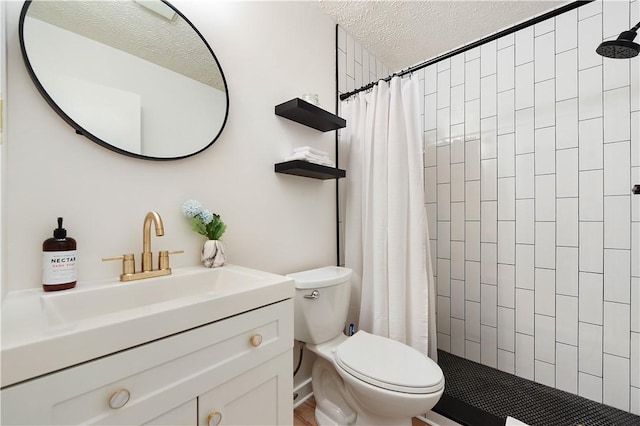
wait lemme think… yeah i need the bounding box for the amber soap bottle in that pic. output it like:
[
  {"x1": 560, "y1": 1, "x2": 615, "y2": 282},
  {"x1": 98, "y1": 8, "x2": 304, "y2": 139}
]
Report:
[{"x1": 42, "y1": 217, "x2": 77, "y2": 291}]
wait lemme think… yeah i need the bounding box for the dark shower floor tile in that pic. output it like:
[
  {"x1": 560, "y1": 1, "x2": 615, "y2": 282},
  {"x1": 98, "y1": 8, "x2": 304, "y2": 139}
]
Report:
[{"x1": 434, "y1": 350, "x2": 640, "y2": 426}]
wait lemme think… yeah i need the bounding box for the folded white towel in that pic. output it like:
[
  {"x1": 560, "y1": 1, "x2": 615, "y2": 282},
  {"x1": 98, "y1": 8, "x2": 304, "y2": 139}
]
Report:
[
  {"x1": 284, "y1": 152, "x2": 336, "y2": 167},
  {"x1": 293, "y1": 146, "x2": 330, "y2": 158},
  {"x1": 505, "y1": 416, "x2": 530, "y2": 426}
]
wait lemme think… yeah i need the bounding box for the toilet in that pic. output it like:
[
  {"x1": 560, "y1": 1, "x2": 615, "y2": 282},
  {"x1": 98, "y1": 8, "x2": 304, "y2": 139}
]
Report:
[{"x1": 288, "y1": 266, "x2": 444, "y2": 426}]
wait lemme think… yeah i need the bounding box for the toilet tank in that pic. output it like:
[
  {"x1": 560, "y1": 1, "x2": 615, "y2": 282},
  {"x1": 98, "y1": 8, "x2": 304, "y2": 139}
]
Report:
[{"x1": 287, "y1": 266, "x2": 352, "y2": 344}]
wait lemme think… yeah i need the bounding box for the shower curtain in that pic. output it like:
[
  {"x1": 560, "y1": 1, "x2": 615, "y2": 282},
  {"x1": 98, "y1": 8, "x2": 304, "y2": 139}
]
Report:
[{"x1": 340, "y1": 76, "x2": 437, "y2": 360}]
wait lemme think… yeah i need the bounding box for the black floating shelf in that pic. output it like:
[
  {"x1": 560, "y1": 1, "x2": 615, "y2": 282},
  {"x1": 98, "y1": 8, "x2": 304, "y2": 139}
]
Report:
[
  {"x1": 275, "y1": 160, "x2": 346, "y2": 180},
  {"x1": 275, "y1": 98, "x2": 346, "y2": 132}
]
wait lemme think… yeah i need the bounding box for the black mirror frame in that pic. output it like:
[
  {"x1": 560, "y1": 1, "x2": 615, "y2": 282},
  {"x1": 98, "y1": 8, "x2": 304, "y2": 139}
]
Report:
[{"x1": 18, "y1": 0, "x2": 230, "y2": 161}]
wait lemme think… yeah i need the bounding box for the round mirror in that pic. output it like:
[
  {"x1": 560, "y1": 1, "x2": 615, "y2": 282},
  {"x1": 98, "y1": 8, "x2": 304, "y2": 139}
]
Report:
[{"x1": 19, "y1": 0, "x2": 229, "y2": 160}]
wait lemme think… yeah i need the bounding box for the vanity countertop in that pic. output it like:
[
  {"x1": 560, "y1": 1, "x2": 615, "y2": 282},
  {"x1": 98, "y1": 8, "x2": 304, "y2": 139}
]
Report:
[{"x1": 1, "y1": 264, "x2": 294, "y2": 388}]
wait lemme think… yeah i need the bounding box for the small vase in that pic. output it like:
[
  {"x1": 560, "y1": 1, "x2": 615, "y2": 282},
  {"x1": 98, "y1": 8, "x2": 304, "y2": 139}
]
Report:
[{"x1": 201, "y1": 239, "x2": 226, "y2": 268}]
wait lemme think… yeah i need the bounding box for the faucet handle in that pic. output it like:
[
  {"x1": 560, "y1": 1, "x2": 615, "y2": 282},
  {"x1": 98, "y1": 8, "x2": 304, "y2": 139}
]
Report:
[
  {"x1": 102, "y1": 253, "x2": 136, "y2": 275},
  {"x1": 158, "y1": 250, "x2": 184, "y2": 271}
]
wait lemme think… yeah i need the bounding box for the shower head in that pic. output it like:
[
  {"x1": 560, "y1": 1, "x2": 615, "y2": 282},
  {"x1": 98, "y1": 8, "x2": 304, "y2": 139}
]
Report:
[{"x1": 596, "y1": 22, "x2": 640, "y2": 59}]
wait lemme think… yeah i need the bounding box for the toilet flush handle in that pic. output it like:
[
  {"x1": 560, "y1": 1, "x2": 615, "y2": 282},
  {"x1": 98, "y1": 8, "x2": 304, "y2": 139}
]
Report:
[{"x1": 304, "y1": 290, "x2": 320, "y2": 300}]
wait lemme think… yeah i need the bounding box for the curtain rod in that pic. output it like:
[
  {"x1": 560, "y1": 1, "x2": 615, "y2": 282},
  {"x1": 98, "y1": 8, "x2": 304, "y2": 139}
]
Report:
[{"x1": 339, "y1": 0, "x2": 592, "y2": 101}]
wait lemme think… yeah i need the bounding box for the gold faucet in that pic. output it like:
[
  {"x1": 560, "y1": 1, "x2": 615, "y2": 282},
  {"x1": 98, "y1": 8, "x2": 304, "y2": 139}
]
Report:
[{"x1": 102, "y1": 211, "x2": 183, "y2": 281}]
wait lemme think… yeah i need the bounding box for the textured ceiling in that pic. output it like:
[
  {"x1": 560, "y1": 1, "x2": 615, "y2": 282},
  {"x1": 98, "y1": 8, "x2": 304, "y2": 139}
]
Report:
[
  {"x1": 27, "y1": 0, "x2": 224, "y2": 90},
  {"x1": 315, "y1": 0, "x2": 567, "y2": 71}
]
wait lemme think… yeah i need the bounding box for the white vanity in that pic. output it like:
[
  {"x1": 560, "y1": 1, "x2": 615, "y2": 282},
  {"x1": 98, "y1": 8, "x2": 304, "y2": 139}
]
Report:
[{"x1": 1, "y1": 265, "x2": 294, "y2": 425}]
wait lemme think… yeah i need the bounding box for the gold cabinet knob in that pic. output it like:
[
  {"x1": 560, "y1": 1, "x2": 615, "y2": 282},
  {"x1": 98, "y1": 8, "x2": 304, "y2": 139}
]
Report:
[
  {"x1": 249, "y1": 333, "x2": 263, "y2": 347},
  {"x1": 108, "y1": 388, "x2": 130, "y2": 409},
  {"x1": 207, "y1": 411, "x2": 222, "y2": 426}
]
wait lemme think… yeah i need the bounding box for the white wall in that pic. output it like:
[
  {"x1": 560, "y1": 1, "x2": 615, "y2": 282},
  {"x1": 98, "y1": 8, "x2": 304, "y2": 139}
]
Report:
[
  {"x1": 3, "y1": 0, "x2": 338, "y2": 293},
  {"x1": 0, "y1": 0, "x2": 7, "y2": 300}
]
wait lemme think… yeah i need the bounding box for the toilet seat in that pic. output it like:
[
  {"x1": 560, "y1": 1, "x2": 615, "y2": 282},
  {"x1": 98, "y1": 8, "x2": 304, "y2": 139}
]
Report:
[{"x1": 334, "y1": 331, "x2": 444, "y2": 394}]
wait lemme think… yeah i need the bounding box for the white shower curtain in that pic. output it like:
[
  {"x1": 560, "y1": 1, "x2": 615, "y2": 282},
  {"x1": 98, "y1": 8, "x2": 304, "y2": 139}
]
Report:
[{"x1": 341, "y1": 76, "x2": 437, "y2": 360}]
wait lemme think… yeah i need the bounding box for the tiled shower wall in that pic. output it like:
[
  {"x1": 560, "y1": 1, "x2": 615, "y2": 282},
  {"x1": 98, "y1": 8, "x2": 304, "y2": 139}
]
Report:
[{"x1": 337, "y1": 0, "x2": 639, "y2": 415}]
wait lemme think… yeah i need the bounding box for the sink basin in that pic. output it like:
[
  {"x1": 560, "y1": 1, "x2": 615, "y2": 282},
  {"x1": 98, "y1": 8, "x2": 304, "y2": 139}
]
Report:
[
  {"x1": 41, "y1": 265, "x2": 274, "y2": 326},
  {"x1": 1, "y1": 264, "x2": 294, "y2": 388}
]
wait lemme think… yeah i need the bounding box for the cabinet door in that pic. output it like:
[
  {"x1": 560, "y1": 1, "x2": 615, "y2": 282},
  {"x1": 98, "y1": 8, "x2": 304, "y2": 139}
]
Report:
[
  {"x1": 198, "y1": 352, "x2": 292, "y2": 426},
  {"x1": 142, "y1": 399, "x2": 196, "y2": 426}
]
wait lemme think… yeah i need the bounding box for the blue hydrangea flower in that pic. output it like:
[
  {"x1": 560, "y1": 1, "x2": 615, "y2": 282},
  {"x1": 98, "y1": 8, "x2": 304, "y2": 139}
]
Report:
[
  {"x1": 198, "y1": 209, "x2": 214, "y2": 225},
  {"x1": 181, "y1": 199, "x2": 202, "y2": 218}
]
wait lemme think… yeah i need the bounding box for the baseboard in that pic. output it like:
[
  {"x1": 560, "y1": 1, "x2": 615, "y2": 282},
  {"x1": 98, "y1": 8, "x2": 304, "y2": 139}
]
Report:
[{"x1": 293, "y1": 377, "x2": 313, "y2": 409}]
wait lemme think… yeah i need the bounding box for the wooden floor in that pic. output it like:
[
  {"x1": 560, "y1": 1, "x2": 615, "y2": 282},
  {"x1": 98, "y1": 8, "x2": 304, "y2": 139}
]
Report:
[{"x1": 294, "y1": 396, "x2": 429, "y2": 426}]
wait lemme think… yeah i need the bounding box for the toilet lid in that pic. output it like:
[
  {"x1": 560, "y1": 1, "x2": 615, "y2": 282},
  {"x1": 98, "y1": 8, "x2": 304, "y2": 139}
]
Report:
[{"x1": 334, "y1": 331, "x2": 444, "y2": 394}]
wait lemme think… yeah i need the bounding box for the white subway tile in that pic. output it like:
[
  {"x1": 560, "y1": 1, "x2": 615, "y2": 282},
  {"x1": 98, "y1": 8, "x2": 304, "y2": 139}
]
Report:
[
  {"x1": 481, "y1": 116, "x2": 498, "y2": 159},
  {"x1": 556, "y1": 99, "x2": 579, "y2": 150},
  {"x1": 578, "y1": 14, "x2": 603, "y2": 70},
  {"x1": 516, "y1": 244, "x2": 535, "y2": 290},
  {"x1": 556, "y1": 49, "x2": 578, "y2": 101},
  {"x1": 633, "y1": 278, "x2": 639, "y2": 332},
  {"x1": 557, "y1": 295, "x2": 579, "y2": 345},
  {"x1": 535, "y1": 360, "x2": 556, "y2": 388},
  {"x1": 425, "y1": 65, "x2": 437, "y2": 94},
  {"x1": 579, "y1": 272, "x2": 604, "y2": 325},
  {"x1": 535, "y1": 17, "x2": 554, "y2": 36},
  {"x1": 438, "y1": 258, "x2": 451, "y2": 296},
  {"x1": 481, "y1": 40, "x2": 497, "y2": 77},
  {"x1": 438, "y1": 183, "x2": 451, "y2": 220},
  {"x1": 515, "y1": 26, "x2": 534, "y2": 66},
  {"x1": 430, "y1": 240, "x2": 438, "y2": 276},
  {"x1": 338, "y1": 50, "x2": 347, "y2": 93},
  {"x1": 516, "y1": 153, "x2": 535, "y2": 199},
  {"x1": 498, "y1": 33, "x2": 515, "y2": 50},
  {"x1": 535, "y1": 268, "x2": 556, "y2": 317},
  {"x1": 466, "y1": 300, "x2": 481, "y2": 341},
  {"x1": 466, "y1": 180, "x2": 480, "y2": 221},
  {"x1": 557, "y1": 198, "x2": 579, "y2": 247},
  {"x1": 346, "y1": 34, "x2": 355, "y2": 77},
  {"x1": 498, "y1": 221, "x2": 516, "y2": 265},
  {"x1": 498, "y1": 134, "x2": 516, "y2": 178},
  {"x1": 425, "y1": 129, "x2": 437, "y2": 167},
  {"x1": 632, "y1": 387, "x2": 640, "y2": 416},
  {"x1": 557, "y1": 149, "x2": 579, "y2": 198},
  {"x1": 579, "y1": 372, "x2": 603, "y2": 403},
  {"x1": 535, "y1": 32, "x2": 555, "y2": 82},
  {"x1": 438, "y1": 222, "x2": 451, "y2": 259},
  {"x1": 604, "y1": 302, "x2": 631, "y2": 357},
  {"x1": 579, "y1": 170, "x2": 604, "y2": 222},
  {"x1": 579, "y1": 223, "x2": 604, "y2": 273},
  {"x1": 603, "y1": 354, "x2": 630, "y2": 411},
  {"x1": 466, "y1": 340, "x2": 481, "y2": 362},
  {"x1": 481, "y1": 284, "x2": 498, "y2": 327},
  {"x1": 437, "y1": 107, "x2": 451, "y2": 145},
  {"x1": 633, "y1": 113, "x2": 640, "y2": 166},
  {"x1": 451, "y1": 278, "x2": 465, "y2": 319},
  {"x1": 515, "y1": 62, "x2": 535, "y2": 110},
  {"x1": 346, "y1": 76, "x2": 354, "y2": 93},
  {"x1": 451, "y1": 241, "x2": 465, "y2": 281},
  {"x1": 535, "y1": 127, "x2": 556, "y2": 175},
  {"x1": 515, "y1": 333, "x2": 535, "y2": 380},
  {"x1": 557, "y1": 246, "x2": 579, "y2": 296},
  {"x1": 437, "y1": 333, "x2": 450, "y2": 351},
  {"x1": 451, "y1": 54, "x2": 465, "y2": 86},
  {"x1": 451, "y1": 85, "x2": 465, "y2": 126},
  {"x1": 450, "y1": 318, "x2": 465, "y2": 357},
  {"x1": 498, "y1": 349, "x2": 515, "y2": 374},
  {"x1": 362, "y1": 49, "x2": 371, "y2": 83},
  {"x1": 481, "y1": 243, "x2": 498, "y2": 284},
  {"x1": 466, "y1": 222, "x2": 481, "y2": 261},
  {"x1": 578, "y1": 0, "x2": 601, "y2": 20},
  {"x1": 498, "y1": 264, "x2": 516, "y2": 308},
  {"x1": 535, "y1": 174, "x2": 556, "y2": 222},
  {"x1": 451, "y1": 202, "x2": 465, "y2": 241},
  {"x1": 451, "y1": 163, "x2": 465, "y2": 202},
  {"x1": 515, "y1": 107, "x2": 535, "y2": 154},
  {"x1": 556, "y1": 9, "x2": 578, "y2": 53},
  {"x1": 437, "y1": 295, "x2": 451, "y2": 334},
  {"x1": 354, "y1": 62, "x2": 363, "y2": 89},
  {"x1": 578, "y1": 118, "x2": 604, "y2": 171},
  {"x1": 437, "y1": 145, "x2": 451, "y2": 183},
  {"x1": 497, "y1": 90, "x2": 515, "y2": 135},
  {"x1": 481, "y1": 159, "x2": 498, "y2": 201},
  {"x1": 425, "y1": 167, "x2": 437, "y2": 203},
  {"x1": 481, "y1": 325, "x2": 498, "y2": 368},
  {"x1": 438, "y1": 58, "x2": 451, "y2": 72},
  {"x1": 579, "y1": 66, "x2": 603, "y2": 120},
  {"x1": 498, "y1": 307, "x2": 515, "y2": 351},
  {"x1": 633, "y1": 224, "x2": 639, "y2": 278},
  {"x1": 556, "y1": 343, "x2": 578, "y2": 393},
  {"x1": 425, "y1": 93, "x2": 437, "y2": 130},
  {"x1": 466, "y1": 46, "x2": 481, "y2": 62},
  {"x1": 498, "y1": 177, "x2": 516, "y2": 220},
  {"x1": 604, "y1": 87, "x2": 631, "y2": 143},
  {"x1": 535, "y1": 79, "x2": 556, "y2": 128},
  {"x1": 427, "y1": 203, "x2": 437, "y2": 239},
  {"x1": 579, "y1": 322, "x2": 603, "y2": 376},
  {"x1": 466, "y1": 139, "x2": 481, "y2": 180},
  {"x1": 337, "y1": 26, "x2": 346, "y2": 52},
  {"x1": 604, "y1": 195, "x2": 630, "y2": 249},
  {"x1": 516, "y1": 199, "x2": 535, "y2": 244},
  {"x1": 481, "y1": 75, "x2": 497, "y2": 118},
  {"x1": 602, "y1": 0, "x2": 629, "y2": 39},
  {"x1": 481, "y1": 201, "x2": 498, "y2": 243},
  {"x1": 465, "y1": 99, "x2": 481, "y2": 141},
  {"x1": 633, "y1": 168, "x2": 640, "y2": 221},
  {"x1": 497, "y1": 45, "x2": 515, "y2": 92},
  {"x1": 604, "y1": 57, "x2": 630, "y2": 91},
  {"x1": 465, "y1": 58, "x2": 481, "y2": 101},
  {"x1": 535, "y1": 222, "x2": 556, "y2": 269},
  {"x1": 516, "y1": 288, "x2": 535, "y2": 334},
  {"x1": 632, "y1": 53, "x2": 639, "y2": 112},
  {"x1": 632, "y1": 332, "x2": 639, "y2": 387},
  {"x1": 466, "y1": 260, "x2": 481, "y2": 302}
]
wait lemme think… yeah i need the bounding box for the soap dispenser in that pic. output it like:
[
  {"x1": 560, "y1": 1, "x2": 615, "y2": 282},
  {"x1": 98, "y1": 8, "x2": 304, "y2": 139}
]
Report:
[{"x1": 42, "y1": 217, "x2": 77, "y2": 291}]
